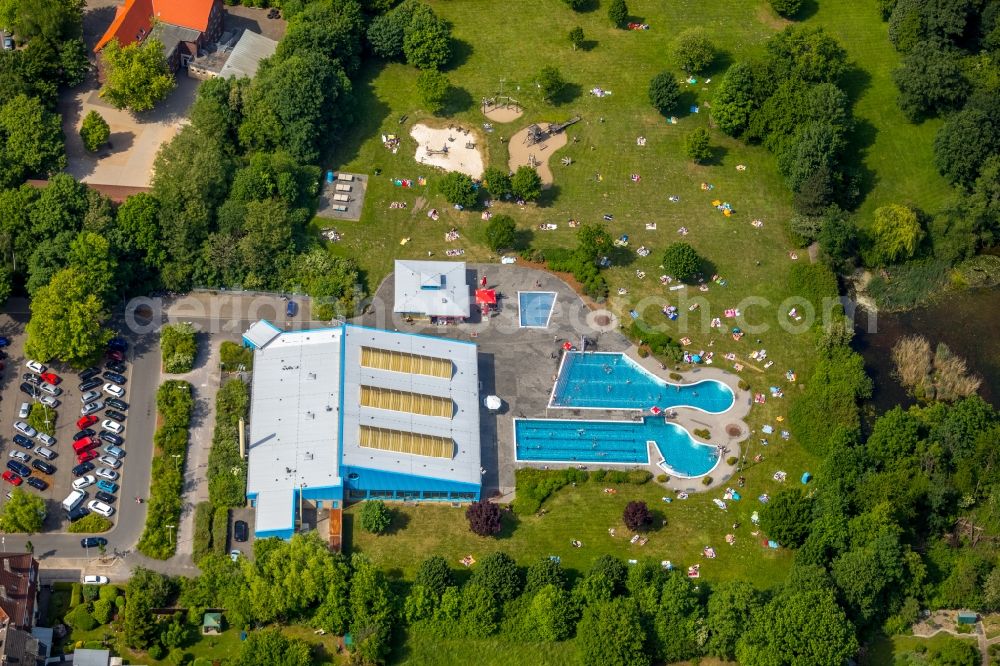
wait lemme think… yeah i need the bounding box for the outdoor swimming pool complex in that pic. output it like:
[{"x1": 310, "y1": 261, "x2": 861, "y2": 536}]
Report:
[
  {"x1": 550, "y1": 352, "x2": 735, "y2": 413},
  {"x1": 518, "y1": 291, "x2": 556, "y2": 328},
  {"x1": 514, "y1": 417, "x2": 720, "y2": 477}
]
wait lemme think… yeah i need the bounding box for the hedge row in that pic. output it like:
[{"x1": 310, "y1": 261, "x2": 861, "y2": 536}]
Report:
[
  {"x1": 212, "y1": 507, "x2": 230, "y2": 556},
  {"x1": 192, "y1": 502, "x2": 213, "y2": 563},
  {"x1": 208, "y1": 379, "x2": 249, "y2": 509},
  {"x1": 137, "y1": 380, "x2": 193, "y2": 559},
  {"x1": 513, "y1": 467, "x2": 653, "y2": 515},
  {"x1": 161, "y1": 323, "x2": 197, "y2": 374},
  {"x1": 220, "y1": 340, "x2": 253, "y2": 372}
]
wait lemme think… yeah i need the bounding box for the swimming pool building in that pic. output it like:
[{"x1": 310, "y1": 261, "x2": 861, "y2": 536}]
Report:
[
  {"x1": 242, "y1": 320, "x2": 482, "y2": 540},
  {"x1": 394, "y1": 260, "x2": 471, "y2": 320}
]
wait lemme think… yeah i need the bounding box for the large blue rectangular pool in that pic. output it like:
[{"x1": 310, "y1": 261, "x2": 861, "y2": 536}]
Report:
[
  {"x1": 514, "y1": 417, "x2": 720, "y2": 478},
  {"x1": 550, "y1": 352, "x2": 734, "y2": 413}
]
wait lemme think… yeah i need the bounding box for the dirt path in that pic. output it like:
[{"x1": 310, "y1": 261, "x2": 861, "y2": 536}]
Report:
[{"x1": 508, "y1": 124, "x2": 569, "y2": 187}]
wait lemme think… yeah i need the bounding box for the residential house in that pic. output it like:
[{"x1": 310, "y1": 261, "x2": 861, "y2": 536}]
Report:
[
  {"x1": 0, "y1": 554, "x2": 38, "y2": 630},
  {"x1": 94, "y1": 0, "x2": 225, "y2": 72}
]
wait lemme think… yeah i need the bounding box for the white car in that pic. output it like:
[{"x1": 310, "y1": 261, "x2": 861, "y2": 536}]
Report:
[
  {"x1": 97, "y1": 455, "x2": 121, "y2": 469},
  {"x1": 8, "y1": 450, "x2": 29, "y2": 463},
  {"x1": 72, "y1": 475, "x2": 96, "y2": 490},
  {"x1": 95, "y1": 467, "x2": 119, "y2": 481},
  {"x1": 13, "y1": 421, "x2": 37, "y2": 438},
  {"x1": 87, "y1": 500, "x2": 114, "y2": 518},
  {"x1": 37, "y1": 433, "x2": 55, "y2": 447},
  {"x1": 39, "y1": 395, "x2": 60, "y2": 408},
  {"x1": 17, "y1": 403, "x2": 30, "y2": 419},
  {"x1": 83, "y1": 575, "x2": 109, "y2": 585},
  {"x1": 101, "y1": 419, "x2": 124, "y2": 434},
  {"x1": 80, "y1": 390, "x2": 101, "y2": 404},
  {"x1": 103, "y1": 383, "x2": 125, "y2": 398},
  {"x1": 25, "y1": 360, "x2": 46, "y2": 374}
]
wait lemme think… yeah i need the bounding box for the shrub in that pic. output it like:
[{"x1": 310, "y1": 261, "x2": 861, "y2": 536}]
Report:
[
  {"x1": 82, "y1": 584, "x2": 100, "y2": 602},
  {"x1": 669, "y1": 372, "x2": 683, "y2": 381},
  {"x1": 219, "y1": 341, "x2": 252, "y2": 372},
  {"x1": 770, "y1": 0, "x2": 803, "y2": 17},
  {"x1": 673, "y1": 28, "x2": 716, "y2": 74},
  {"x1": 702, "y1": 476, "x2": 713, "y2": 485},
  {"x1": 466, "y1": 500, "x2": 502, "y2": 536},
  {"x1": 511, "y1": 165, "x2": 542, "y2": 201},
  {"x1": 738, "y1": 379, "x2": 751, "y2": 390},
  {"x1": 648, "y1": 71, "x2": 680, "y2": 114},
  {"x1": 684, "y1": 127, "x2": 712, "y2": 163},
  {"x1": 148, "y1": 643, "x2": 166, "y2": 660},
  {"x1": 438, "y1": 171, "x2": 477, "y2": 208},
  {"x1": 68, "y1": 514, "x2": 113, "y2": 533},
  {"x1": 726, "y1": 456, "x2": 739, "y2": 465},
  {"x1": 661, "y1": 242, "x2": 703, "y2": 280},
  {"x1": 569, "y1": 26, "x2": 584, "y2": 50},
  {"x1": 161, "y1": 323, "x2": 197, "y2": 374},
  {"x1": 627, "y1": 470, "x2": 653, "y2": 484},
  {"x1": 656, "y1": 474, "x2": 669, "y2": 483},
  {"x1": 212, "y1": 507, "x2": 230, "y2": 556},
  {"x1": 27, "y1": 405, "x2": 57, "y2": 436},
  {"x1": 637, "y1": 347, "x2": 649, "y2": 358},
  {"x1": 92, "y1": 598, "x2": 115, "y2": 624},
  {"x1": 608, "y1": 0, "x2": 628, "y2": 28},
  {"x1": 70, "y1": 583, "x2": 82, "y2": 608},
  {"x1": 482, "y1": 166, "x2": 512, "y2": 199},
  {"x1": 65, "y1": 604, "x2": 97, "y2": 631},
  {"x1": 192, "y1": 502, "x2": 213, "y2": 563},
  {"x1": 80, "y1": 110, "x2": 110, "y2": 152},
  {"x1": 485, "y1": 214, "x2": 517, "y2": 252},
  {"x1": 536, "y1": 66, "x2": 566, "y2": 103},
  {"x1": 360, "y1": 500, "x2": 392, "y2": 534},
  {"x1": 99, "y1": 585, "x2": 120, "y2": 602},
  {"x1": 693, "y1": 428, "x2": 711, "y2": 440},
  {"x1": 416, "y1": 69, "x2": 450, "y2": 114},
  {"x1": 208, "y1": 379, "x2": 249, "y2": 508},
  {"x1": 622, "y1": 501, "x2": 652, "y2": 531},
  {"x1": 513, "y1": 468, "x2": 588, "y2": 515},
  {"x1": 623, "y1": 320, "x2": 683, "y2": 363}
]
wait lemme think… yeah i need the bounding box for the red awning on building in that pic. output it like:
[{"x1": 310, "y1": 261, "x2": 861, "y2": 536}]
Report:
[{"x1": 475, "y1": 289, "x2": 497, "y2": 306}]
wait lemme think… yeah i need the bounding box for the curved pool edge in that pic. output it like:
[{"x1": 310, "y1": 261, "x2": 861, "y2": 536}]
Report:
[{"x1": 650, "y1": 438, "x2": 722, "y2": 480}]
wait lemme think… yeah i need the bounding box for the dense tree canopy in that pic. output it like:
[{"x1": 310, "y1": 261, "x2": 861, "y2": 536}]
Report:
[
  {"x1": 0, "y1": 488, "x2": 45, "y2": 533},
  {"x1": 0, "y1": 93, "x2": 65, "y2": 188},
  {"x1": 100, "y1": 38, "x2": 174, "y2": 112},
  {"x1": 25, "y1": 266, "x2": 112, "y2": 366},
  {"x1": 661, "y1": 242, "x2": 703, "y2": 280},
  {"x1": 673, "y1": 28, "x2": 715, "y2": 73},
  {"x1": 893, "y1": 41, "x2": 970, "y2": 121},
  {"x1": 648, "y1": 71, "x2": 681, "y2": 115}
]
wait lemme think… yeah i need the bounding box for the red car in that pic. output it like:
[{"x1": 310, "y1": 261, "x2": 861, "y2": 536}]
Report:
[
  {"x1": 2, "y1": 471, "x2": 22, "y2": 486},
  {"x1": 106, "y1": 350, "x2": 124, "y2": 362},
  {"x1": 76, "y1": 450, "x2": 99, "y2": 464},
  {"x1": 40, "y1": 371, "x2": 61, "y2": 385},
  {"x1": 76, "y1": 415, "x2": 99, "y2": 430}
]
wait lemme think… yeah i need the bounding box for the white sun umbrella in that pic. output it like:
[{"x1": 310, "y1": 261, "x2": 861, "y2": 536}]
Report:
[{"x1": 485, "y1": 395, "x2": 502, "y2": 411}]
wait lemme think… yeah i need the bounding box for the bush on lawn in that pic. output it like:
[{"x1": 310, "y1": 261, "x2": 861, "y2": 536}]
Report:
[
  {"x1": 82, "y1": 584, "x2": 100, "y2": 602},
  {"x1": 513, "y1": 468, "x2": 588, "y2": 515},
  {"x1": 623, "y1": 320, "x2": 683, "y2": 363},
  {"x1": 92, "y1": 598, "x2": 115, "y2": 624},
  {"x1": 219, "y1": 341, "x2": 253, "y2": 372},
  {"x1": 360, "y1": 500, "x2": 392, "y2": 534},
  {"x1": 208, "y1": 379, "x2": 249, "y2": 508},
  {"x1": 623, "y1": 501, "x2": 652, "y2": 531},
  {"x1": 99, "y1": 585, "x2": 120, "y2": 602},
  {"x1": 161, "y1": 323, "x2": 197, "y2": 374},
  {"x1": 192, "y1": 502, "x2": 213, "y2": 563},
  {"x1": 657, "y1": 474, "x2": 669, "y2": 483},
  {"x1": 65, "y1": 603, "x2": 97, "y2": 631},
  {"x1": 139, "y1": 380, "x2": 193, "y2": 559},
  {"x1": 727, "y1": 456, "x2": 739, "y2": 465},
  {"x1": 693, "y1": 428, "x2": 711, "y2": 440},
  {"x1": 466, "y1": 500, "x2": 502, "y2": 536},
  {"x1": 68, "y1": 513, "x2": 112, "y2": 533},
  {"x1": 27, "y1": 405, "x2": 57, "y2": 436},
  {"x1": 212, "y1": 507, "x2": 230, "y2": 556}
]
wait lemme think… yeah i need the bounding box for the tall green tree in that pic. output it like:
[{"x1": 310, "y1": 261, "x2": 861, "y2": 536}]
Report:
[
  {"x1": 79, "y1": 110, "x2": 110, "y2": 152},
  {"x1": 569, "y1": 26, "x2": 585, "y2": 50},
  {"x1": 0, "y1": 488, "x2": 45, "y2": 533},
  {"x1": 684, "y1": 127, "x2": 712, "y2": 163},
  {"x1": 712, "y1": 63, "x2": 758, "y2": 136},
  {"x1": 765, "y1": 26, "x2": 849, "y2": 83},
  {"x1": 234, "y1": 628, "x2": 312, "y2": 666},
  {"x1": 523, "y1": 584, "x2": 577, "y2": 640},
  {"x1": 484, "y1": 214, "x2": 516, "y2": 252},
  {"x1": 648, "y1": 71, "x2": 681, "y2": 115},
  {"x1": 869, "y1": 203, "x2": 924, "y2": 265},
  {"x1": 536, "y1": 66, "x2": 566, "y2": 103},
  {"x1": 893, "y1": 42, "x2": 970, "y2": 121},
  {"x1": 0, "y1": 93, "x2": 66, "y2": 188},
  {"x1": 416, "y1": 68, "x2": 450, "y2": 114},
  {"x1": 511, "y1": 166, "x2": 542, "y2": 201},
  {"x1": 100, "y1": 38, "x2": 174, "y2": 112},
  {"x1": 673, "y1": 27, "x2": 715, "y2": 73},
  {"x1": 402, "y1": 2, "x2": 451, "y2": 69},
  {"x1": 607, "y1": 0, "x2": 629, "y2": 28},
  {"x1": 706, "y1": 581, "x2": 764, "y2": 659},
  {"x1": 577, "y1": 597, "x2": 650, "y2": 666},
  {"x1": 25, "y1": 266, "x2": 112, "y2": 366}
]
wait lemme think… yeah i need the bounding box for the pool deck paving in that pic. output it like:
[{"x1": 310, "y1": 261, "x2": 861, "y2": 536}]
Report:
[{"x1": 360, "y1": 263, "x2": 750, "y2": 499}]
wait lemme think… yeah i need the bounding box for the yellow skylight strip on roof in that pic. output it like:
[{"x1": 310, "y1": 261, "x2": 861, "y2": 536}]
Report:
[
  {"x1": 359, "y1": 386, "x2": 453, "y2": 418},
  {"x1": 360, "y1": 347, "x2": 451, "y2": 378},
  {"x1": 358, "y1": 426, "x2": 454, "y2": 458}
]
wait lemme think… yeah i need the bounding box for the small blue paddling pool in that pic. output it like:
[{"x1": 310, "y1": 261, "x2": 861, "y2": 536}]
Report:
[{"x1": 518, "y1": 291, "x2": 556, "y2": 328}]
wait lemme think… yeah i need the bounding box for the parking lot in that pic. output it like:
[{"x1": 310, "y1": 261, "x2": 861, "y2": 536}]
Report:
[{"x1": 0, "y1": 300, "x2": 160, "y2": 549}]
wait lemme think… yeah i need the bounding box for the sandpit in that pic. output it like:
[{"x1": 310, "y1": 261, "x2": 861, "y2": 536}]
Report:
[
  {"x1": 411, "y1": 123, "x2": 484, "y2": 178},
  {"x1": 508, "y1": 123, "x2": 569, "y2": 187},
  {"x1": 483, "y1": 102, "x2": 524, "y2": 123}
]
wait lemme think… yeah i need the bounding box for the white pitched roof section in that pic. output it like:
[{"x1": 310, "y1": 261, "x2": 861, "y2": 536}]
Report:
[
  {"x1": 340, "y1": 325, "x2": 481, "y2": 486},
  {"x1": 393, "y1": 260, "x2": 471, "y2": 318},
  {"x1": 243, "y1": 319, "x2": 282, "y2": 350},
  {"x1": 246, "y1": 327, "x2": 343, "y2": 534}
]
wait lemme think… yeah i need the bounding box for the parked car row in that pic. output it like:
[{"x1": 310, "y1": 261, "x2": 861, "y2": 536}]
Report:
[{"x1": 3, "y1": 337, "x2": 131, "y2": 530}]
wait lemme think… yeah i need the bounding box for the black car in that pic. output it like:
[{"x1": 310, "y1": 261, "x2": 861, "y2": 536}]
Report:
[
  {"x1": 21, "y1": 373, "x2": 41, "y2": 385},
  {"x1": 73, "y1": 429, "x2": 95, "y2": 441},
  {"x1": 31, "y1": 460, "x2": 55, "y2": 475},
  {"x1": 81, "y1": 537, "x2": 107, "y2": 548},
  {"x1": 234, "y1": 520, "x2": 249, "y2": 542},
  {"x1": 71, "y1": 461, "x2": 95, "y2": 477},
  {"x1": 106, "y1": 398, "x2": 129, "y2": 411},
  {"x1": 105, "y1": 409, "x2": 127, "y2": 422},
  {"x1": 6, "y1": 460, "x2": 30, "y2": 477},
  {"x1": 67, "y1": 506, "x2": 90, "y2": 522},
  {"x1": 95, "y1": 491, "x2": 116, "y2": 504},
  {"x1": 99, "y1": 431, "x2": 123, "y2": 446},
  {"x1": 103, "y1": 371, "x2": 127, "y2": 385},
  {"x1": 80, "y1": 366, "x2": 102, "y2": 380},
  {"x1": 106, "y1": 360, "x2": 127, "y2": 374},
  {"x1": 12, "y1": 434, "x2": 33, "y2": 449},
  {"x1": 27, "y1": 477, "x2": 48, "y2": 491},
  {"x1": 108, "y1": 337, "x2": 128, "y2": 352},
  {"x1": 19, "y1": 382, "x2": 41, "y2": 398},
  {"x1": 78, "y1": 378, "x2": 102, "y2": 392}
]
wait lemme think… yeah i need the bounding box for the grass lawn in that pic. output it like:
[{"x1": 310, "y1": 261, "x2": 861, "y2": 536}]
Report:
[{"x1": 864, "y1": 632, "x2": 981, "y2": 665}]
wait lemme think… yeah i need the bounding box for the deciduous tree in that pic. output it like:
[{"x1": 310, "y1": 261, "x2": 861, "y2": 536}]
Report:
[
  {"x1": 869, "y1": 203, "x2": 924, "y2": 265},
  {"x1": 661, "y1": 242, "x2": 703, "y2": 280},
  {"x1": 607, "y1": 0, "x2": 628, "y2": 28},
  {"x1": 893, "y1": 42, "x2": 969, "y2": 121},
  {"x1": 770, "y1": 0, "x2": 803, "y2": 18},
  {"x1": 25, "y1": 266, "x2": 112, "y2": 366},
  {"x1": 536, "y1": 66, "x2": 566, "y2": 103},
  {"x1": 416, "y1": 69, "x2": 450, "y2": 114},
  {"x1": 0, "y1": 93, "x2": 66, "y2": 188},
  {"x1": 684, "y1": 127, "x2": 712, "y2": 163},
  {"x1": 577, "y1": 597, "x2": 649, "y2": 666},
  {"x1": 481, "y1": 166, "x2": 512, "y2": 199},
  {"x1": 234, "y1": 628, "x2": 312, "y2": 666},
  {"x1": 760, "y1": 489, "x2": 813, "y2": 547},
  {"x1": 712, "y1": 63, "x2": 757, "y2": 136},
  {"x1": 100, "y1": 38, "x2": 174, "y2": 112},
  {"x1": 438, "y1": 171, "x2": 477, "y2": 208},
  {"x1": 414, "y1": 555, "x2": 453, "y2": 597},
  {"x1": 511, "y1": 166, "x2": 542, "y2": 201},
  {"x1": 80, "y1": 110, "x2": 110, "y2": 152},
  {"x1": 403, "y1": 3, "x2": 451, "y2": 69},
  {"x1": 623, "y1": 500, "x2": 653, "y2": 531},
  {"x1": 673, "y1": 28, "x2": 715, "y2": 73},
  {"x1": 359, "y1": 500, "x2": 392, "y2": 534},
  {"x1": 648, "y1": 71, "x2": 680, "y2": 115},
  {"x1": 0, "y1": 488, "x2": 45, "y2": 533},
  {"x1": 523, "y1": 584, "x2": 577, "y2": 640},
  {"x1": 471, "y1": 552, "x2": 521, "y2": 602},
  {"x1": 569, "y1": 26, "x2": 584, "y2": 50},
  {"x1": 706, "y1": 581, "x2": 763, "y2": 659},
  {"x1": 484, "y1": 214, "x2": 516, "y2": 252}
]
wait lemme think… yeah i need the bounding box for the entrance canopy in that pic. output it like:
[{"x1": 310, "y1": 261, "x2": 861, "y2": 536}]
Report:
[{"x1": 475, "y1": 289, "x2": 497, "y2": 306}]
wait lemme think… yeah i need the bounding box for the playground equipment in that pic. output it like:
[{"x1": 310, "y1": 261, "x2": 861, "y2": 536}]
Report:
[
  {"x1": 523, "y1": 124, "x2": 545, "y2": 146},
  {"x1": 481, "y1": 95, "x2": 522, "y2": 114},
  {"x1": 528, "y1": 154, "x2": 540, "y2": 167},
  {"x1": 561, "y1": 157, "x2": 573, "y2": 166},
  {"x1": 425, "y1": 145, "x2": 450, "y2": 156},
  {"x1": 548, "y1": 116, "x2": 582, "y2": 134}
]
